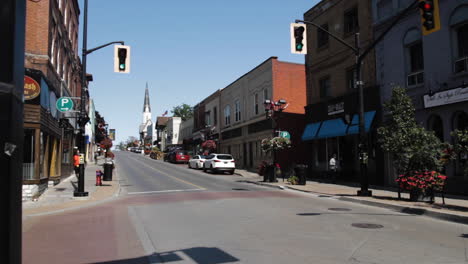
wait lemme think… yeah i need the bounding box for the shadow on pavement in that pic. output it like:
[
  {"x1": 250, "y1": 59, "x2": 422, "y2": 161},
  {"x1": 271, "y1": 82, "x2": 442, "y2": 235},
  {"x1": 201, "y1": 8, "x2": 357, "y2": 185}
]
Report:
[{"x1": 93, "y1": 247, "x2": 239, "y2": 264}]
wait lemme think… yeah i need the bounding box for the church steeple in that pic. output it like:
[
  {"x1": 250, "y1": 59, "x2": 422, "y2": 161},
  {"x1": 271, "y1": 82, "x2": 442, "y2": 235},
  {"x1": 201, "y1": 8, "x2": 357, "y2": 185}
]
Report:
[
  {"x1": 142, "y1": 82, "x2": 152, "y2": 124},
  {"x1": 143, "y1": 82, "x2": 151, "y2": 113}
]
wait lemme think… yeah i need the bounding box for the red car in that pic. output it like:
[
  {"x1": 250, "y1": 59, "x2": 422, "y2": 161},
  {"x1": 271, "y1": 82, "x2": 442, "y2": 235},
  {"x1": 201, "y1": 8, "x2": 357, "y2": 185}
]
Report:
[{"x1": 168, "y1": 150, "x2": 190, "y2": 164}]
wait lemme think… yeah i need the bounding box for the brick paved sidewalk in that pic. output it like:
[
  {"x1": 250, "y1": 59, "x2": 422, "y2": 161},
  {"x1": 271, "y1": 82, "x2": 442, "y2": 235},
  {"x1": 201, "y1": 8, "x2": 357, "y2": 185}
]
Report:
[
  {"x1": 235, "y1": 169, "x2": 468, "y2": 225},
  {"x1": 23, "y1": 157, "x2": 120, "y2": 218}
]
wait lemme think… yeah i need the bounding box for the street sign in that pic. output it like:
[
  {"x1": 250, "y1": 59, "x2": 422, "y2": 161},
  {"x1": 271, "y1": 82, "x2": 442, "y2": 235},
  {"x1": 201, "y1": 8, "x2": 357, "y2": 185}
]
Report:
[
  {"x1": 56, "y1": 97, "x2": 74, "y2": 112},
  {"x1": 279, "y1": 131, "x2": 291, "y2": 139}
]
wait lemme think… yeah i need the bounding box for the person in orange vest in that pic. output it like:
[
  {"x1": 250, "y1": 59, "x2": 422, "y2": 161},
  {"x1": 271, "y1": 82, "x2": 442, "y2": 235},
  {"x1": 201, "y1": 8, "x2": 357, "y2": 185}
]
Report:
[{"x1": 73, "y1": 149, "x2": 80, "y2": 177}]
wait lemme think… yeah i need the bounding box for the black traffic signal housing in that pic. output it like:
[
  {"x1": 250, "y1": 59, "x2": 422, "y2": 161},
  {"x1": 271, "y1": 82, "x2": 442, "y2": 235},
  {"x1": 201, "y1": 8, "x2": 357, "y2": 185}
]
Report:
[
  {"x1": 418, "y1": 0, "x2": 440, "y2": 35},
  {"x1": 290, "y1": 23, "x2": 307, "y2": 54},
  {"x1": 114, "y1": 45, "x2": 131, "y2": 73},
  {"x1": 118, "y1": 48, "x2": 127, "y2": 71}
]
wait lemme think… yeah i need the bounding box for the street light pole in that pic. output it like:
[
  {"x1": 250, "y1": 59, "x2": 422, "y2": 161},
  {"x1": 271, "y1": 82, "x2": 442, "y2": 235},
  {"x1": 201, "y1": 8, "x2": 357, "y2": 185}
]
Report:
[
  {"x1": 74, "y1": 0, "x2": 124, "y2": 197},
  {"x1": 264, "y1": 99, "x2": 288, "y2": 182}
]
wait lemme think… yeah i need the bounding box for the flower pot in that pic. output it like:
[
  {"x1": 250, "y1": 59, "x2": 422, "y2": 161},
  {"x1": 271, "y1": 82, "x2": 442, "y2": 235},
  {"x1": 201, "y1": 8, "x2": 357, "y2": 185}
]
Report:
[{"x1": 409, "y1": 189, "x2": 434, "y2": 203}]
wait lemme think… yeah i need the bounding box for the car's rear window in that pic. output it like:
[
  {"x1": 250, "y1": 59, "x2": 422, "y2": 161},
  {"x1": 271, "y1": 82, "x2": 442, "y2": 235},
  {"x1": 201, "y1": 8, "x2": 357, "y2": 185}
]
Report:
[
  {"x1": 217, "y1": 155, "x2": 232, "y2": 160},
  {"x1": 177, "y1": 151, "x2": 188, "y2": 155},
  {"x1": 199, "y1": 155, "x2": 207, "y2": 158}
]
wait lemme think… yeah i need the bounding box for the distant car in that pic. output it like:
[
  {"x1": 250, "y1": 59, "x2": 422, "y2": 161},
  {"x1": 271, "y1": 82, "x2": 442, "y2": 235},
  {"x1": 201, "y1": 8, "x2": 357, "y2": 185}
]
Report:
[
  {"x1": 168, "y1": 150, "x2": 190, "y2": 164},
  {"x1": 188, "y1": 155, "x2": 207, "y2": 169},
  {"x1": 203, "y1": 154, "x2": 235, "y2": 174}
]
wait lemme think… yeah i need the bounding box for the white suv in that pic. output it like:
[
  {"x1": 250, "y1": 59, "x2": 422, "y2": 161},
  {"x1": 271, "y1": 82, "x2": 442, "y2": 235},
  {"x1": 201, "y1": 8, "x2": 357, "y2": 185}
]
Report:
[{"x1": 203, "y1": 154, "x2": 235, "y2": 174}]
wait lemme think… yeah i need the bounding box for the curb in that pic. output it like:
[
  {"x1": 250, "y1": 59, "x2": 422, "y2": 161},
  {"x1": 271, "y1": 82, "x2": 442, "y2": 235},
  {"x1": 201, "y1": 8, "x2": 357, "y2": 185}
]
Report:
[{"x1": 243, "y1": 180, "x2": 468, "y2": 225}]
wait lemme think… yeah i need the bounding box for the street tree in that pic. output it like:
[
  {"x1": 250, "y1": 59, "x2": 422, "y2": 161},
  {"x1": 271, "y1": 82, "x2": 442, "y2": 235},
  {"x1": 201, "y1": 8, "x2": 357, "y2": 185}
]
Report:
[
  {"x1": 377, "y1": 86, "x2": 450, "y2": 175},
  {"x1": 171, "y1": 103, "x2": 193, "y2": 121}
]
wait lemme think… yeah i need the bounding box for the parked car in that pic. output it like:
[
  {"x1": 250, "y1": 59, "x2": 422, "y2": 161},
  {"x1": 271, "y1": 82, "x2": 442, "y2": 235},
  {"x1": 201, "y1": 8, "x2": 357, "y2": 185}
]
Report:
[
  {"x1": 188, "y1": 155, "x2": 207, "y2": 169},
  {"x1": 168, "y1": 150, "x2": 190, "y2": 164},
  {"x1": 203, "y1": 154, "x2": 235, "y2": 174}
]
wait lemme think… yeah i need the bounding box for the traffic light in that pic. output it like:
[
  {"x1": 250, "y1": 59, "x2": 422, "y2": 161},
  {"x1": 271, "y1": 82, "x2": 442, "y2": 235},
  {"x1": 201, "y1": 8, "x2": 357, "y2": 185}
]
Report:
[
  {"x1": 290, "y1": 23, "x2": 307, "y2": 54},
  {"x1": 114, "y1": 45, "x2": 131, "y2": 73},
  {"x1": 418, "y1": 0, "x2": 440, "y2": 35}
]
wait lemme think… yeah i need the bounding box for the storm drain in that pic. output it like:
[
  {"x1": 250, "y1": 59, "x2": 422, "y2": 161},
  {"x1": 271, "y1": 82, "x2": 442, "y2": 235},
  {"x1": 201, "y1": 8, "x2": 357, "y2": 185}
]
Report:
[
  {"x1": 54, "y1": 188, "x2": 66, "y2": 192},
  {"x1": 351, "y1": 223, "x2": 384, "y2": 229},
  {"x1": 328, "y1": 208, "x2": 352, "y2": 211},
  {"x1": 318, "y1": 195, "x2": 332, "y2": 198}
]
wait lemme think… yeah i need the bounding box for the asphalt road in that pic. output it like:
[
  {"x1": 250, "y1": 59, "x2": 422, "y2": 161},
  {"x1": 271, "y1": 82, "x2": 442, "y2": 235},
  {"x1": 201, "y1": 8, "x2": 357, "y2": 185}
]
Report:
[{"x1": 23, "y1": 151, "x2": 468, "y2": 264}]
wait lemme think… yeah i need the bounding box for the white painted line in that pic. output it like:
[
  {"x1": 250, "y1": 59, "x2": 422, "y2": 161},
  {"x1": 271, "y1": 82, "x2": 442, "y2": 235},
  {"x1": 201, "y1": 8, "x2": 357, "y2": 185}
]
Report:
[{"x1": 127, "y1": 188, "x2": 203, "y2": 195}]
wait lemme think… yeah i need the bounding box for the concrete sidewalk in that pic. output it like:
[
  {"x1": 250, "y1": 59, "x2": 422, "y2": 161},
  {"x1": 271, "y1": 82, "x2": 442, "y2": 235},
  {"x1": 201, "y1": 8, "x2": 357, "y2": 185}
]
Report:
[
  {"x1": 22, "y1": 157, "x2": 120, "y2": 218},
  {"x1": 235, "y1": 169, "x2": 468, "y2": 225}
]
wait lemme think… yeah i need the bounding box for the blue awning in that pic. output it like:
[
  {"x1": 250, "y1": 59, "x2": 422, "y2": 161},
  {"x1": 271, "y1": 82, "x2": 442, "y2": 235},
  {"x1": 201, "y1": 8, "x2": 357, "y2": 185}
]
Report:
[
  {"x1": 317, "y1": 118, "x2": 348, "y2": 139},
  {"x1": 301, "y1": 122, "x2": 321, "y2": 141},
  {"x1": 347, "y1": 111, "x2": 376, "y2": 135}
]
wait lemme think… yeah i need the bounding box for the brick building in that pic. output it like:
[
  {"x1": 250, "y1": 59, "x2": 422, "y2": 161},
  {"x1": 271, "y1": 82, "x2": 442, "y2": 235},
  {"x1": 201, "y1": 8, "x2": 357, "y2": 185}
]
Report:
[
  {"x1": 300, "y1": 0, "x2": 384, "y2": 184},
  {"x1": 23, "y1": 0, "x2": 82, "y2": 200},
  {"x1": 218, "y1": 57, "x2": 307, "y2": 172}
]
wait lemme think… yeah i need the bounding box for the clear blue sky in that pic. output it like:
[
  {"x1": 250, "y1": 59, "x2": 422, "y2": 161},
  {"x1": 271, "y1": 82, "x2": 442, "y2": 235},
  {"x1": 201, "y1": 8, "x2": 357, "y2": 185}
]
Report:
[{"x1": 79, "y1": 0, "x2": 318, "y2": 145}]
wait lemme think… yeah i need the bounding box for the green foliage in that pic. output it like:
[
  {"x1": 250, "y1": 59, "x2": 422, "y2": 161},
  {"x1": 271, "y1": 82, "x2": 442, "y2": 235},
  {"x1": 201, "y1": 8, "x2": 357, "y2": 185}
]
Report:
[
  {"x1": 171, "y1": 104, "x2": 193, "y2": 121},
  {"x1": 287, "y1": 175, "x2": 299, "y2": 185},
  {"x1": 377, "y1": 86, "x2": 449, "y2": 174},
  {"x1": 261, "y1": 137, "x2": 291, "y2": 152},
  {"x1": 451, "y1": 129, "x2": 468, "y2": 176}
]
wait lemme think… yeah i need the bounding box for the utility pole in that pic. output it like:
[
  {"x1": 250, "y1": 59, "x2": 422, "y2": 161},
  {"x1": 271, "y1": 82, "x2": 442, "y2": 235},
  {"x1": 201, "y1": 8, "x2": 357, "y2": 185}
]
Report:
[
  {"x1": 0, "y1": 0, "x2": 26, "y2": 263},
  {"x1": 295, "y1": 0, "x2": 419, "y2": 196},
  {"x1": 74, "y1": 0, "x2": 124, "y2": 197}
]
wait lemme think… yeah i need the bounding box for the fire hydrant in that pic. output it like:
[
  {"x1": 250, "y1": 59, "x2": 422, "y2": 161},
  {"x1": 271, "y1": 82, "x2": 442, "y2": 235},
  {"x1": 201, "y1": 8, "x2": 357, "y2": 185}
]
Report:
[{"x1": 95, "y1": 170, "x2": 103, "y2": 186}]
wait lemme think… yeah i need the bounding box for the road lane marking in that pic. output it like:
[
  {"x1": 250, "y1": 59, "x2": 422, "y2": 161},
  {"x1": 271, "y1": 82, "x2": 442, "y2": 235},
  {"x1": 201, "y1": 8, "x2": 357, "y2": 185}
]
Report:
[
  {"x1": 127, "y1": 189, "x2": 204, "y2": 195},
  {"x1": 127, "y1": 156, "x2": 206, "y2": 190}
]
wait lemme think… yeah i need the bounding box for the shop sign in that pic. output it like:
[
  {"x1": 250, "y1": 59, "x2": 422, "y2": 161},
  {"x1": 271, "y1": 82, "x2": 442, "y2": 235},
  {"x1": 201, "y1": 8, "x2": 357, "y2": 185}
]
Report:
[
  {"x1": 24, "y1": 76, "x2": 41, "y2": 100},
  {"x1": 423, "y1": 87, "x2": 468, "y2": 108},
  {"x1": 328, "y1": 102, "x2": 344, "y2": 115}
]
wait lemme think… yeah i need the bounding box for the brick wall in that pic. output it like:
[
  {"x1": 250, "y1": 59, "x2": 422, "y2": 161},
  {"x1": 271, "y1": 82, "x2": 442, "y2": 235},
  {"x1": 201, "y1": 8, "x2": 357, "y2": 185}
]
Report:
[{"x1": 272, "y1": 60, "x2": 306, "y2": 114}]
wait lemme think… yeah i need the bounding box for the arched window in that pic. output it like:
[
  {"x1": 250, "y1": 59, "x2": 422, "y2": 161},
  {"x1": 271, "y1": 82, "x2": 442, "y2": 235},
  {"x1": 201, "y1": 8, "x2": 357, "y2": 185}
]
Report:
[
  {"x1": 450, "y1": 6, "x2": 468, "y2": 74},
  {"x1": 427, "y1": 114, "x2": 444, "y2": 141}
]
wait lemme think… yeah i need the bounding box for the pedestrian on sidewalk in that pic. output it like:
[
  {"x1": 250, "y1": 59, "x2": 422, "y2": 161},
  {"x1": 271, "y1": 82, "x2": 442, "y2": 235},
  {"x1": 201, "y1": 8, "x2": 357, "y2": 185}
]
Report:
[
  {"x1": 73, "y1": 149, "x2": 80, "y2": 178},
  {"x1": 329, "y1": 154, "x2": 337, "y2": 183}
]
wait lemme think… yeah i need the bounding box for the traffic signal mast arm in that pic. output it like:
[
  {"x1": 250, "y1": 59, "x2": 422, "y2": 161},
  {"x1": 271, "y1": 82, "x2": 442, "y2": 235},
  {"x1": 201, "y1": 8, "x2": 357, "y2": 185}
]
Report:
[{"x1": 84, "y1": 41, "x2": 125, "y2": 56}]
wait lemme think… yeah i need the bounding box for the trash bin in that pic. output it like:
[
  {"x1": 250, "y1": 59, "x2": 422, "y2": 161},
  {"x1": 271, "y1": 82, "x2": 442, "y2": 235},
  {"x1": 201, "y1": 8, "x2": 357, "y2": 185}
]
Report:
[
  {"x1": 103, "y1": 159, "x2": 113, "y2": 181},
  {"x1": 295, "y1": 164, "x2": 307, "y2": 185}
]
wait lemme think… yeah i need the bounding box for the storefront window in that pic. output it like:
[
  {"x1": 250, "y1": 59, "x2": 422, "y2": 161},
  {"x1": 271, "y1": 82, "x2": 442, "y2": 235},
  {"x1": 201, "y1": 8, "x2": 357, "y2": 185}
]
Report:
[
  {"x1": 22, "y1": 129, "x2": 36, "y2": 180},
  {"x1": 453, "y1": 111, "x2": 468, "y2": 176}
]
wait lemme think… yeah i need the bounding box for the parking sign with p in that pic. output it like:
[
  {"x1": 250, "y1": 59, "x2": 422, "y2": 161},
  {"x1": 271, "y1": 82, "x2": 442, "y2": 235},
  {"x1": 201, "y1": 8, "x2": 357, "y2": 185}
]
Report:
[{"x1": 56, "y1": 97, "x2": 74, "y2": 112}]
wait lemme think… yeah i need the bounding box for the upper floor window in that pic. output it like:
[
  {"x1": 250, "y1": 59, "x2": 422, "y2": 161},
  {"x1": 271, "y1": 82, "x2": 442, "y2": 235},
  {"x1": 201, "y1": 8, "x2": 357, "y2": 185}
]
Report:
[
  {"x1": 450, "y1": 6, "x2": 468, "y2": 74},
  {"x1": 213, "y1": 107, "x2": 217, "y2": 126},
  {"x1": 263, "y1": 89, "x2": 268, "y2": 103},
  {"x1": 319, "y1": 76, "x2": 331, "y2": 98},
  {"x1": 317, "y1": 24, "x2": 329, "y2": 49},
  {"x1": 235, "y1": 100, "x2": 241, "y2": 122},
  {"x1": 224, "y1": 105, "x2": 231, "y2": 126},
  {"x1": 404, "y1": 29, "x2": 424, "y2": 87},
  {"x1": 344, "y1": 7, "x2": 359, "y2": 34},
  {"x1": 205, "y1": 111, "x2": 211, "y2": 126},
  {"x1": 254, "y1": 93, "x2": 259, "y2": 115},
  {"x1": 346, "y1": 67, "x2": 356, "y2": 90}
]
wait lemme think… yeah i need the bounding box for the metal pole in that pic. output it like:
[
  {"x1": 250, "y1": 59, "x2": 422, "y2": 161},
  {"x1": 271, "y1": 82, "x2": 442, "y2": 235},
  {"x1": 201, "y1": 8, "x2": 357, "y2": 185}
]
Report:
[
  {"x1": 75, "y1": 0, "x2": 88, "y2": 197},
  {"x1": 355, "y1": 33, "x2": 371, "y2": 196}
]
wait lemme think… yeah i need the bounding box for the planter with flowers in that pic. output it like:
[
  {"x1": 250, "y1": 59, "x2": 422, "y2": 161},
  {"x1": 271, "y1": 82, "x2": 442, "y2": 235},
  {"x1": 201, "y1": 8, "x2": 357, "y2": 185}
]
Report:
[
  {"x1": 261, "y1": 137, "x2": 291, "y2": 153},
  {"x1": 396, "y1": 171, "x2": 447, "y2": 202}
]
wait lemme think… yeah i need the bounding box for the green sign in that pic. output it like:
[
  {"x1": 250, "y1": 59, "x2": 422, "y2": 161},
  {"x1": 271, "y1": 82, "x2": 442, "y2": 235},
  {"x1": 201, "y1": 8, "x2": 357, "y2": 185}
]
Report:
[
  {"x1": 56, "y1": 97, "x2": 74, "y2": 112},
  {"x1": 279, "y1": 131, "x2": 291, "y2": 139}
]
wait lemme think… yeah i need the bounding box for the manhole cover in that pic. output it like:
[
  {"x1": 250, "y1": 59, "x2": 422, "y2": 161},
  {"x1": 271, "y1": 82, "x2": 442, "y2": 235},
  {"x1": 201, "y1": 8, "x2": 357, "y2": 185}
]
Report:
[
  {"x1": 328, "y1": 208, "x2": 352, "y2": 211},
  {"x1": 351, "y1": 223, "x2": 384, "y2": 229},
  {"x1": 232, "y1": 188, "x2": 250, "y2": 191},
  {"x1": 54, "y1": 188, "x2": 66, "y2": 192},
  {"x1": 318, "y1": 195, "x2": 331, "y2": 198}
]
